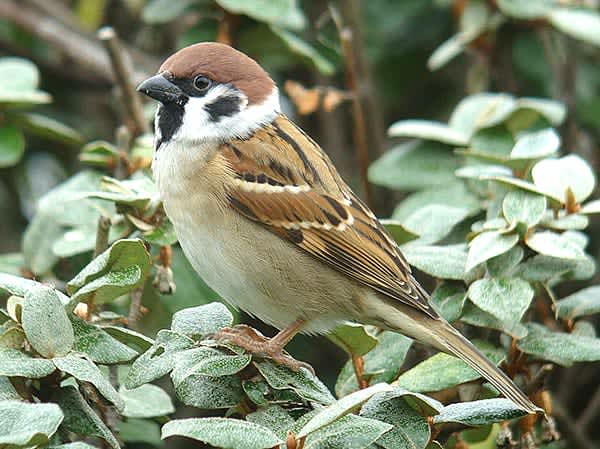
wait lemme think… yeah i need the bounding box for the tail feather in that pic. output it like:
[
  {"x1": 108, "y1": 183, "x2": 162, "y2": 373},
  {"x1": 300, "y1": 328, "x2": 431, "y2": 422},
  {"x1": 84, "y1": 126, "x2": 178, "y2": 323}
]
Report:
[{"x1": 432, "y1": 320, "x2": 541, "y2": 414}]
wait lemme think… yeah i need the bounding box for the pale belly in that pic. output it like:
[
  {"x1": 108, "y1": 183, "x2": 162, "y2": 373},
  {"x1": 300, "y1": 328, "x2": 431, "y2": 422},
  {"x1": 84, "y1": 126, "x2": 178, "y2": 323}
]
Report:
[{"x1": 160, "y1": 179, "x2": 359, "y2": 334}]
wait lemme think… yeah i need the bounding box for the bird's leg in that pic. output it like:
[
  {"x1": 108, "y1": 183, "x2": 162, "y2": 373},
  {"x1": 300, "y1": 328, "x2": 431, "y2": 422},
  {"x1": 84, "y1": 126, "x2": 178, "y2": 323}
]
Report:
[{"x1": 214, "y1": 319, "x2": 312, "y2": 372}]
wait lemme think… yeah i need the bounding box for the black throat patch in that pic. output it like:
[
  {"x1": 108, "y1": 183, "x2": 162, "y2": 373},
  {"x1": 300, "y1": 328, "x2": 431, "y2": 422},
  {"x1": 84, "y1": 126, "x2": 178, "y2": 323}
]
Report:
[
  {"x1": 156, "y1": 100, "x2": 187, "y2": 150},
  {"x1": 204, "y1": 95, "x2": 242, "y2": 122}
]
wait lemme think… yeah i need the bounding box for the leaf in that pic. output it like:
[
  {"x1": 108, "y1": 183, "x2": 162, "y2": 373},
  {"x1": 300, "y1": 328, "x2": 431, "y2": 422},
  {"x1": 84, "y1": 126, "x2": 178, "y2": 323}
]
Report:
[
  {"x1": 304, "y1": 414, "x2": 392, "y2": 449},
  {"x1": 53, "y1": 355, "x2": 124, "y2": 411},
  {"x1": 328, "y1": 323, "x2": 379, "y2": 357},
  {"x1": 449, "y1": 93, "x2": 516, "y2": 136},
  {"x1": 548, "y1": 8, "x2": 600, "y2": 47},
  {"x1": 540, "y1": 211, "x2": 588, "y2": 231},
  {"x1": 171, "y1": 302, "x2": 233, "y2": 338},
  {"x1": 455, "y1": 164, "x2": 512, "y2": 179},
  {"x1": 360, "y1": 391, "x2": 432, "y2": 449},
  {"x1": 22, "y1": 286, "x2": 74, "y2": 358},
  {"x1": 297, "y1": 383, "x2": 392, "y2": 438},
  {"x1": 71, "y1": 316, "x2": 138, "y2": 364},
  {"x1": 468, "y1": 278, "x2": 533, "y2": 325},
  {"x1": 142, "y1": 0, "x2": 196, "y2": 23},
  {"x1": 403, "y1": 205, "x2": 471, "y2": 244},
  {"x1": 516, "y1": 254, "x2": 579, "y2": 282},
  {"x1": 483, "y1": 176, "x2": 562, "y2": 207},
  {"x1": 0, "y1": 273, "x2": 46, "y2": 298},
  {"x1": 67, "y1": 239, "x2": 151, "y2": 307},
  {"x1": 466, "y1": 231, "x2": 519, "y2": 272},
  {"x1": 461, "y1": 302, "x2": 528, "y2": 339},
  {"x1": 0, "y1": 348, "x2": 55, "y2": 377},
  {"x1": 433, "y1": 398, "x2": 527, "y2": 425},
  {"x1": 516, "y1": 98, "x2": 566, "y2": 125},
  {"x1": 0, "y1": 400, "x2": 63, "y2": 447},
  {"x1": 56, "y1": 385, "x2": 120, "y2": 449},
  {"x1": 510, "y1": 128, "x2": 560, "y2": 160},
  {"x1": 175, "y1": 372, "x2": 243, "y2": 409},
  {"x1": 162, "y1": 417, "x2": 283, "y2": 449},
  {"x1": 218, "y1": 0, "x2": 306, "y2": 30},
  {"x1": 401, "y1": 244, "x2": 467, "y2": 280},
  {"x1": 526, "y1": 231, "x2": 586, "y2": 259},
  {"x1": 430, "y1": 283, "x2": 467, "y2": 322},
  {"x1": 581, "y1": 199, "x2": 600, "y2": 214},
  {"x1": 388, "y1": 120, "x2": 468, "y2": 146},
  {"x1": 271, "y1": 27, "x2": 333, "y2": 75},
  {"x1": 120, "y1": 384, "x2": 175, "y2": 418},
  {"x1": 0, "y1": 253, "x2": 23, "y2": 276},
  {"x1": 486, "y1": 245, "x2": 524, "y2": 277},
  {"x1": 502, "y1": 190, "x2": 547, "y2": 228},
  {"x1": 517, "y1": 323, "x2": 600, "y2": 366},
  {"x1": 556, "y1": 286, "x2": 600, "y2": 320},
  {"x1": 171, "y1": 347, "x2": 251, "y2": 383},
  {"x1": 532, "y1": 155, "x2": 595, "y2": 203},
  {"x1": 255, "y1": 360, "x2": 336, "y2": 405},
  {"x1": 12, "y1": 112, "x2": 83, "y2": 146},
  {"x1": 336, "y1": 331, "x2": 412, "y2": 397},
  {"x1": 369, "y1": 140, "x2": 460, "y2": 190},
  {"x1": 119, "y1": 418, "x2": 162, "y2": 446},
  {"x1": 124, "y1": 330, "x2": 194, "y2": 389},
  {"x1": 247, "y1": 405, "x2": 295, "y2": 441},
  {"x1": 0, "y1": 125, "x2": 25, "y2": 168},
  {"x1": 396, "y1": 341, "x2": 505, "y2": 392},
  {"x1": 380, "y1": 220, "x2": 419, "y2": 245},
  {"x1": 102, "y1": 326, "x2": 154, "y2": 353},
  {"x1": 496, "y1": 0, "x2": 552, "y2": 19},
  {"x1": 0, "y1": 376, "x2": 19, "y2": 400}
]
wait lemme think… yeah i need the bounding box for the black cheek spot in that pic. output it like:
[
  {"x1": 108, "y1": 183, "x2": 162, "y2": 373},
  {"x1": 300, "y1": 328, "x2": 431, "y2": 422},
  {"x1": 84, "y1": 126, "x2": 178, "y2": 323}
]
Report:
[
  {"x1": 156, "y1": 100, "x2": 187, "y2": 149},
  {"x1": 204, "y1": 95, "x2": 242, "y2": 122}
]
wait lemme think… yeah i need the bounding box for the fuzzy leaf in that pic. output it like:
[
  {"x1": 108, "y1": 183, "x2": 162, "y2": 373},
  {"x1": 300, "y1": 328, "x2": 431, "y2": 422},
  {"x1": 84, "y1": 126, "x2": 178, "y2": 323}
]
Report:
[
  {"x1": 433, "y1": 398, "x2": 527, "y2": 425},
  {"x1": 0, "y1": 400, "x2": 63, "y2": 447},
  {"x1": 468, "y1": 278, "x2": 533, "y2": 326},
  {"x1": 402, "y1": 244, "x2": 467, "y2": 280},
  {"x1": 532, "y1": 155, "x2": 595, "y2": 203},
  {"x1": 71, "y1": 316, "x2": 138, "y2": 364},
  {"x1": 0, "y1": 348, "x2": 55, "y2": 378},
  {"x1": 120, "y1": 384, "x2": 175, "y2": 418},
  {"x1": 171, "y1": 302, "x2": 233, "y2": 338},
  {"x1": 328, "y1": 323, "x2": 378, "y2": 357},
  {"x1": 387, "y1": 120, "x2": 468, "y2": 145},
  {"x1": 556, "y1": 286, "x2": 600, "y2": 320},
  {"x1": 466, "y1": 231, "x2": 519, "y2": 272}
]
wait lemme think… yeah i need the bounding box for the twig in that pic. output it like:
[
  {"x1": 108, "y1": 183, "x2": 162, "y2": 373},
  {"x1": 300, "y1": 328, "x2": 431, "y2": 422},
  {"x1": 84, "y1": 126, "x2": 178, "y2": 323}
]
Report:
[
  {"x1": 127, "y1": 286, "x2": 144, "y2": 331},
  {"x1": 114, "y1": 125, "x2": 132, "y2": 180},
  {"x1": 98, "y1": 27, "x2": 149, "y2": 137},
  {"x1": 351, "y1": 354, "x2": 368, "y2": 389},
  {"x1": 216, "y1": 8, "x2": 239, "y2": 46},
  {"x1": 94, "y1": 216, "x2": 111, "y2": 257}
]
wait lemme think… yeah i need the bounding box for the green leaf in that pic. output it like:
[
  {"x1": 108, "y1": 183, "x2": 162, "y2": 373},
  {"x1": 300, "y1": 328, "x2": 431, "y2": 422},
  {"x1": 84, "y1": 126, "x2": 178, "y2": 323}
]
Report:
[
  {"x1": 255, "y1": 360, "x2": 335, "y2": 405},
  {"x1": 517, "y1": 323, "x2": 600, "y2": 366},
  {"x1": 496, "y1": 0, "x2": 552, "y2": 19},
  {"x1": 401, "y1": 244, "x2": 467, "y2": 280},
  {"x1": 48, "y1": 443, "x2": 100, "y2": 449},
  {"x1": 119, "y1": 418, "x2": 162, "y2": 446},
  {"x1": 461, "y1": 302, "x2": 528, "y2": 339},
  {"x1": 0, "y1": 125, "x2": 25, "y2": 168},
  {"x1": 304, "y1": 414, "x2": 392, "y2": 449},
  {"x1": 102, "y1": 325, "x2": 154, "y2": 353},
  {"x1": 516, "y1": 254, "x2": 579, "y2": 282},
  {"x1": 0, "y1": 376, "x2": 19, "y2": 400},
  {"x1": 470, "y1": 126, "x2": 514, "y2": 157},
  {"x1": 387, "y1": 120, "x2": 468, "y2": 146},
  {"x1": 67, "y1": 239, "x2": 151, "y2": 307},
  {"x1": 0, "y1": 400, "x2": 63, "y2": 447},
  {"x1": 532, "y1": 155, "x2": 595, "y2": 203},
  {"x1": 503, "y1": 190, "x2": 546, "y2": 227},
  {"x1": 468, "y1": 278, "x2": 533, "y2": 325},
  {"x1": 53, "y1": 355, "x2": 124, "y2": 411},
  {"x1": 171, "y1": 347, "x2": 251, "y2": 383},
  {"x1": 556, "y1": 286, "x2": 600, "y2": 320},
  {"x1": 580, "y1": 199, "x2": 600, "y2": 214},
  {"x1": 174, "y1": 372, "x2": 243, "y2": 409},
  {"x1": 142, "y1": 0, "x2": 197, "y2": 24},
  {"x1": 298, "y1": 383, "x2": 392, "y2": 438},
  {"x1": 360, "y1": 391, "x2": 432, "y2": 449},
  {"x1": 247, "y1": 405, "x2": 295, "y2": 441},
  {"x1": 434, "y1": 398, "x2": 527, "y2": 425},
  {"x1": 486, "y1": 245, "x2": 524, "y2": 277},
  {"x1": 80, "y1": 140, "x2": 118, "y2": 167},
  {"x1": 526, "y1": 231, "x2": 586, "y2": 259},
  {"x1": 396, "y1": 341, "x2": 504, "y2": 392},
  {"x1": 466, "y1": 231, "x2": 519, "y2": 272},
  {"x1": 380, "y1": 220, "x2": 419, "y2": 245},
  {"x1": 510, "y1": 128, "x2": 560, "y2": 160},
  {"x1": 124, "y1": 330, "x2": 194, "y2": 388},
  {"x1": 0, "y1": 253, "x2": 24, "y2": 276},
  {"x1": 516, "y1": 98, "x2": 566, "y2": 126},
  {"x1": 540, "y1": 211, "x2": 588, "y2": 231},
  {"x1": 456, "y1": 164, "x2": 512, "y2": 179},
  {"x1": 369, "y1": 140, "x2": 460, "y2": 191},
  {"x1": 430, "y1": 283, "x2": 467, "y2": 322},
  {"x1": 55, "y1": 385, "x2": 120, "y2": 449},
  {"x1": 171, "y1": 302, "x2": 233, "y2": 338},
  {"x1": 71, "y1": 316, "x2": 138, "y2": 364},
  {"x1": 482, "y1": 176, "x2": 562, "y2": 207},
  {"x1": 403, "y1": 205, "x2": 471, "y2": 244},
  {"x1": 0, "y1": 348, "x2": 55, "y2": 377},
  {"x1": 120, "y1": 384, "x2": 175, "y2": 418},
  {"x1": 218, "y1": 0, "x2": 306, "y2": 30},
  {"x1": 449, "y1": 93, "x2": 516, "y2": 136},
  {"x1": 0, "y1": 273, "x2": 45, "y2": 298},
  {"x1": 22, "y1": 286, "x2": 74, "y2": 358},
  {"x1": 12, "y1": 112, "x2": 83, "y2": 146},
  {"x1": 328, "y1": 323, "x2": 379, "y2": 357},
  {"x1": 270, "y1": 27, "x2": 333, "y2": 75},
  {"x1": 162, "y1": 417, "x2": 283, "y2": 449},
  {"x1": 548, "y1": 8, "x2": 600, "y2": 47},
  {"x1": 336, "y1": 331, "x2": 412, "y2": 397},
  {"x1": 90, "y1": 175, "x2": 156, "y2": 210},
  {"x1": 0, "y1": 57, "x2": 39, "y2": 92}
]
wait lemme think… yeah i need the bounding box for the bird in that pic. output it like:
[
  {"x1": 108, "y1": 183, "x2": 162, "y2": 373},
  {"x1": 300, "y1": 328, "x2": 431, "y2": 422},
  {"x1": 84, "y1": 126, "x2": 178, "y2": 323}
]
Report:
[{"x1": 137, "y1": 42, "x2": 539, "y2": 414}]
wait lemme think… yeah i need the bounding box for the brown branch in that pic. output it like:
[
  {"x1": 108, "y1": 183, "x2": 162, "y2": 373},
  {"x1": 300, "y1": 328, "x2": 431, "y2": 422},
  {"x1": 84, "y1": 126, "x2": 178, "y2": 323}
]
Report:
[
  {"x1": 98, "y1": 27, "x2": 150, "y2": 137},
  {"x1": 94, "y1": 216, "x2": 111, "y2": 258},
  {"x1": 127, "y1": 286, "x2": 144, "y2": 331},
  {"x1": 351, "y1": 354, "x2": 368, "y2": 389}
]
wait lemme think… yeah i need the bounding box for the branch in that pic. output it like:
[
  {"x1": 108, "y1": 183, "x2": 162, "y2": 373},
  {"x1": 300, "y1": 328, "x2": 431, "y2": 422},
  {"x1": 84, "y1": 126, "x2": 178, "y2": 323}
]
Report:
[{"x1": 98, "y1": 27, "x2": 150, "y2": 137}]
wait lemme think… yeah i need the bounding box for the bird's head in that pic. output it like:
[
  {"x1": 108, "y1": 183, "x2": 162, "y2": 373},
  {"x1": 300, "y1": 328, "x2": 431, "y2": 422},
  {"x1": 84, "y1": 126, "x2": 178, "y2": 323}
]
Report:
[{"x1": 137, "y1": 43, "x2": 280, "y2": 149}]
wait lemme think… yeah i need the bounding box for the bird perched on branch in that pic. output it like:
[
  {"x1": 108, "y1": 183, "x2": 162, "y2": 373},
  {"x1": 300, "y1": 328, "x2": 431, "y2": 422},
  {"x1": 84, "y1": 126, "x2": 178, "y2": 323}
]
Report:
[{"x1": 137, "y1": 42, "x2": 539, "y2": 414}]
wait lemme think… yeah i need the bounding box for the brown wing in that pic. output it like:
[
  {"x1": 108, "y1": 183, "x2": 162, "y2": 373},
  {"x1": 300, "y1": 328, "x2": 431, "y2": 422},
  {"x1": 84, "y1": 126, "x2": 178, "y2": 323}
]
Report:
[{"x1": 221, "y1": 114, "x2": 437, "y2": 318}]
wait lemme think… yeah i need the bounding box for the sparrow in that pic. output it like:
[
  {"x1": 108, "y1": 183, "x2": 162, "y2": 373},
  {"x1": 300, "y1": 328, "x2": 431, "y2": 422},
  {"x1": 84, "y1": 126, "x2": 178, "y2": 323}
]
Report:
[{"x1": 137, "y1": 42, "x2": 538, "y2": 413}]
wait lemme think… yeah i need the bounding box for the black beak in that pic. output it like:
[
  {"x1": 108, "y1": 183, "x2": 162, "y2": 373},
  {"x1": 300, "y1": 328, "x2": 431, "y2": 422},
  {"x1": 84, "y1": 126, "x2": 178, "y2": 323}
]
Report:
[{"x1": 137, "y1": 74, "x2": 183, "y2": 104}]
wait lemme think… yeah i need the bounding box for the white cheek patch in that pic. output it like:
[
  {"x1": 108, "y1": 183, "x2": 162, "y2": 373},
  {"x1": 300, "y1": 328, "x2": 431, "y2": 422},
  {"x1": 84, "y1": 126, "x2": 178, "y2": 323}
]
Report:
[{"x1": 174, "y1": 87, "x2": 280, "y2": 143}]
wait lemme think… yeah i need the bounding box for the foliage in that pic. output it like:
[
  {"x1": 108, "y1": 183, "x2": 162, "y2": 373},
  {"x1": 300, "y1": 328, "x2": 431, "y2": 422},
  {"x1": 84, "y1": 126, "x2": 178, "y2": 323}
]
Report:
[{"x1": 0, "y1": 1, "x2": 600, "y2": 449}]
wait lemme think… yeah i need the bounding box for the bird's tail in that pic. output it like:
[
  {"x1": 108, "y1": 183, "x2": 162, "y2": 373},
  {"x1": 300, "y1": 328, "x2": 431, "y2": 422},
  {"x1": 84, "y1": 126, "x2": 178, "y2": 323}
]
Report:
[{"x1": 430, "y1": 319, "x2": 541, "y2": 414}]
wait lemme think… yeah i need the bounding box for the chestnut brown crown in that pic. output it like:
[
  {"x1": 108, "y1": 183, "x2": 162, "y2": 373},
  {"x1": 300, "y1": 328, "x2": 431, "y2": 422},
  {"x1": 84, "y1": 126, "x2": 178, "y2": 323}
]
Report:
[{"x1": 159, "y1": 43, "x2": 275, "y2": 105}]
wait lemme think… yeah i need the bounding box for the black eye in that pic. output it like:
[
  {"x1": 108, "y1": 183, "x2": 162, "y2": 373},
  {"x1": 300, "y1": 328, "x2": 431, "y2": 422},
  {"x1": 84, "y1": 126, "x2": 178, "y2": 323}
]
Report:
[{"x1": 193, "y1": 75, "x2": 211, "y2": 92}]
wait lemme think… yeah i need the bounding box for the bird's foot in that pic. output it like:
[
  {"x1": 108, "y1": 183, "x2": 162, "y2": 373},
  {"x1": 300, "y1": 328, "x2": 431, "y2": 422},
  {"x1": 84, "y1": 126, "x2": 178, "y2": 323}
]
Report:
[{"x1": 213, "y1": 324, "x2": 313, "y2": 373}]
